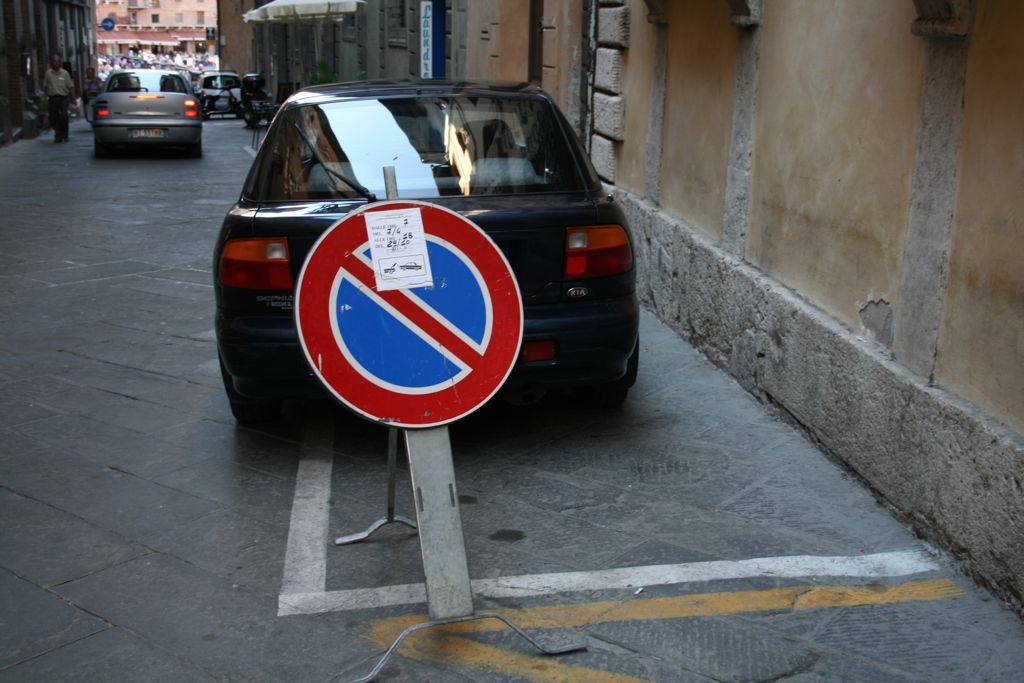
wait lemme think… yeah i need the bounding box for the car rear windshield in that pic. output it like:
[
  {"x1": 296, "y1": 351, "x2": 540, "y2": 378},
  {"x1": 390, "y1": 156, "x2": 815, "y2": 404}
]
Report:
[
  {"x1": 250, "y1": 95, "x2": 593, "y2": 201},
  {"x1": 204, "y1": 75, "x2": 240, "y2": 89},
  {"x1": 107, "y1": 71, "x2": 189, "y2": 93}
]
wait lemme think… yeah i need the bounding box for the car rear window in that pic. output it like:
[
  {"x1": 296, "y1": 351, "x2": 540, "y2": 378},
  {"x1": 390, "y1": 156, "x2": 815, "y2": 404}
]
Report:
[
  {"x1": 251, "y1": 95, "x2": 590, "y2": 201},
  {"x1": 204, "y1": 75, "x2": 240, "y2": 89},
  {"x1": 107, "y1": 71, "x2": 189, "y2": 93}
]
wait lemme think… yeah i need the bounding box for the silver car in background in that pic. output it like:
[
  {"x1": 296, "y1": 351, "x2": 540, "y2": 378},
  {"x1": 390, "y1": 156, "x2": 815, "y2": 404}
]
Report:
[{"x1": 91, "y1": 69, "x2": 203, "y2": 158}]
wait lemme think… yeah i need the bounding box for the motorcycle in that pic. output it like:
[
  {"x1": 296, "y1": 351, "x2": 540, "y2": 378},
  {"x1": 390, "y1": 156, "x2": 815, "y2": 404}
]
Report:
[{"x1": 239, "y1": 73, "x2": 278, "y2": 129}]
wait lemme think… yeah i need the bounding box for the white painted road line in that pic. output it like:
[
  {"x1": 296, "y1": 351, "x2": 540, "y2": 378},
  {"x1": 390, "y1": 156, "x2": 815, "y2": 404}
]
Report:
[
  {"x1": 278, "y1": 449, "x2": 941, "y2": 616},
  {"x1": 279, "y1": 450, "x2": 334, "y2": 597},
  {"x1": 278, "y1": 549, "x2": 940, "y2": 616}
]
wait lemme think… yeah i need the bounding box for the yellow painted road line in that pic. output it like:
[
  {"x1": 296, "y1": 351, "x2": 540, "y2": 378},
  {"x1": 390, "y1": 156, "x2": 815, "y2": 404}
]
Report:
[
  {"x1": 367, "y1": 579, "x2": 962, "y2": 682},
  {"x1": 401, "y1": 632, "x2": 652, "y2": 683}
]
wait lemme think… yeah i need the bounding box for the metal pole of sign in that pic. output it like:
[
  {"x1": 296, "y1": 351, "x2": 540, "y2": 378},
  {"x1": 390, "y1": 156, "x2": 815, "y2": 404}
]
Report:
[
  {"x1": 341, "y1": 166, "x2": 586, "y2": 683},
  {"x1": 336, "y1": 169, "x2": 417, "y2": 547},
  {"x1": 404, "y1": 426, "x2": 473, "y2": 619}
]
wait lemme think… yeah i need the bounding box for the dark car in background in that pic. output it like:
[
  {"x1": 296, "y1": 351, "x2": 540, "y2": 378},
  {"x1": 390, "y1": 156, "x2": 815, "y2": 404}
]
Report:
[
  {"x1": 91, "y1": 69, "x2": 203, "y2": 157},
  {"x1": 214, "y1": 81, "x2": 638, "y2": 422}
]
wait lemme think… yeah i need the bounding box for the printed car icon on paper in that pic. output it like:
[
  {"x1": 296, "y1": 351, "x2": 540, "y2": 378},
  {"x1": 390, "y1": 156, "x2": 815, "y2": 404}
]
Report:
[{"x1": 214, "y1": 81, "x2": 638, "y2": 423}]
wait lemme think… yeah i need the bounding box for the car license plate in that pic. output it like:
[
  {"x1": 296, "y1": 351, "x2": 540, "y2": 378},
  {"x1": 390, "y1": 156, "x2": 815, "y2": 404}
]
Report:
[{"x1": 130, "y1": 128, "x2": 167, "y2": 139}]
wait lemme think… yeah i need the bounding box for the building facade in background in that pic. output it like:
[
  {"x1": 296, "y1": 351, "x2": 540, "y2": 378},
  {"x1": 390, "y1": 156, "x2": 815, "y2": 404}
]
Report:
[
  {"x1": 217, "y1": 0, "x2": 591, "y2": 130},
  {"x1": 93, "y1": 0, "x2": 211, "y2": 57},
  {"x1": 215, "y1": 0, "x2": 255, "y2": 73},
  {"x1": 219, "y1": 0, "x2": 466, "y2": 100},
  {"x1": 1, "y1": 0, "x2": 96, "y2": 142}
]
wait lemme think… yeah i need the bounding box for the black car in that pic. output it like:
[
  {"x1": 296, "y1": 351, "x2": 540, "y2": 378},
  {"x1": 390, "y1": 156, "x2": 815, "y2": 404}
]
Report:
[{"x1": 214, "y1": 81, "x2": 639, "y2": 423}]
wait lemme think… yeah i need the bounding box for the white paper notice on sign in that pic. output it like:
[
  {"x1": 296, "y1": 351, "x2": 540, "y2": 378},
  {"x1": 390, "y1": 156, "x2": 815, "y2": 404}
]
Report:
[{"x1": 364, "y1": 208, "x2": 434, "y2": 291}]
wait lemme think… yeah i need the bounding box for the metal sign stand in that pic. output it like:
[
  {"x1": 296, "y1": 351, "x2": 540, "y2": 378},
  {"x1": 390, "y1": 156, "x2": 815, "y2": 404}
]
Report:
[
  {"x1": 332, "y1": 169, "x2": 586, "y2": 682},
  {"x1": 344, "y1": 426, "x2": 585, "y2": 683},
  {"x1": 335, "y1": 427, "x2": 417, "y2": 545}
]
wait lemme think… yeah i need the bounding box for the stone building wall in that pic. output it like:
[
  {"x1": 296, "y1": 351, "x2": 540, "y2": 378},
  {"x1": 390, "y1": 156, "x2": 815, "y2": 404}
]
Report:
[
  {"x1": 1, "y1": 0, "x2": 96, "y2": 143},
  {"x1": 592, "y1": 0, "x2": 1024, "y2": 610},
  {"x1": 243, "y1": 0, "x2": 466, "y2": 99},
  {"x1": 217, "y1": 0, "x2": 256, "y2": 74}
]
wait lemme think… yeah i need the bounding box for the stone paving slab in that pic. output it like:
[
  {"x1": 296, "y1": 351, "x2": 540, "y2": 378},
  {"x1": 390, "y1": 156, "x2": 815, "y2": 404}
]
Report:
[
  {"x1": 0, "y1": 569, "x2": 108, "y2": 670},
  {"x1": 0, "y1": 627, "x2": 218, "y2": 683},
  {"x1": 0, "y1": 489, "x2": 146, "y2": 588}
]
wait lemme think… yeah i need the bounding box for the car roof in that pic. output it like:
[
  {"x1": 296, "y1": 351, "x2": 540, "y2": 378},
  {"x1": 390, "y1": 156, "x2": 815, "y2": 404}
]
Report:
[
  {"x1": 108, "y1": 68, "x2": 189, "y2": 77},
  {"x1": 285, "y1": 80, "x2": 548, "y2": 107},
  {"x1": 202, "y1": 71, "x2": 240, "y2": 77}
]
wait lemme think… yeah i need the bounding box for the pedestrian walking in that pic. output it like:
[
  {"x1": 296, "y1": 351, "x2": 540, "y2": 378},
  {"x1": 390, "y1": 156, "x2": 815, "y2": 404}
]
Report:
[
  {"x1": 83, "y1": 67, "x2": 103, "y2": 123},
  {"x1": 44, "y1": 54, "x2": 74, "y2": 142}
]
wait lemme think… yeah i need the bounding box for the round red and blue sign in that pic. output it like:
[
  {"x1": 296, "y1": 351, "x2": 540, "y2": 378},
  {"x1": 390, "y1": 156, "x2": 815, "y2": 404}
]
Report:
[{"x1": 295, "y1": 201, "x2": 523, "y2": 428}]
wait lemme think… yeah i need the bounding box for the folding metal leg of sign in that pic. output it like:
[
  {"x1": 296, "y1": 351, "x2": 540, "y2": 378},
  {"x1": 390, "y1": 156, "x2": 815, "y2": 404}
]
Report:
[
  {"x1": 335, "y1": 428, "x2": 416, "y2": 545},
  {"x1": 346, "y1": 613, "x2": 586, "y2": 683},
  {"x1": 340, "y1": 427, "x2": 587, "y2": 683}
]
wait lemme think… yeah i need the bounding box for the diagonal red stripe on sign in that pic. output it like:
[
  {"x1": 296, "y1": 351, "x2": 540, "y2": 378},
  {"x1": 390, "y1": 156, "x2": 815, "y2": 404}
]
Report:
[{"x1": 343, "y1": 258, "x2": 486, "y2": 370}]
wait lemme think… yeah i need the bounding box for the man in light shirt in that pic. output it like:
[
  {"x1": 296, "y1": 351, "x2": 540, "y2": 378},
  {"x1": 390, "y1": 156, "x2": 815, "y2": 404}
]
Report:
[{"x1": 43, "y1": 53, "x2": 74, "y2": 142}]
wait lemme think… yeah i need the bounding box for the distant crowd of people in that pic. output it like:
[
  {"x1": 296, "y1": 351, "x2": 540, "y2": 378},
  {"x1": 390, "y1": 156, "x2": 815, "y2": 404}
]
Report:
[{"x1": 96, "y1": 49, "x2": 220, "y2": 81}]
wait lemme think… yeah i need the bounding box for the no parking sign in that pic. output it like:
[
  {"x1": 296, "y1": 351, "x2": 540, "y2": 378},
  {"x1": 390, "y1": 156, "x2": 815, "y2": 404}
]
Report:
[
  {"x1": 297, "y1": 197, "x2": 587, "y2": 652},
  {"x1": 295, "y1": 200, "x2": 523, "y2": 428}
]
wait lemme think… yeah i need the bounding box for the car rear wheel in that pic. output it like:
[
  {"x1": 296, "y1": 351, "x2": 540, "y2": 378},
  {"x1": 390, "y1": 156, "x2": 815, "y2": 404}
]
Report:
[
  {"x1": 219, "y1": 357, "x2": 282, "y2": 423},
  {"x1": 187, "y1": 141, "x2": 202, "y2": 158},
  {"x1": 581, "y1": 340, "x2": 639, "y2": 409},
  {"x1": 93, "y1": 139, "x2": 109, "y2": 158}
]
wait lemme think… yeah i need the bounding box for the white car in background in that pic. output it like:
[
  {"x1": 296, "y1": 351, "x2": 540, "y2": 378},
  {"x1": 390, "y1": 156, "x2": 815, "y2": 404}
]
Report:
[
  {"x1": 91, "y1": 69, "x2": 203, "y2": 158},
  {"x1": 197, "y1": 71, "x2": 243, "y2": 119}
]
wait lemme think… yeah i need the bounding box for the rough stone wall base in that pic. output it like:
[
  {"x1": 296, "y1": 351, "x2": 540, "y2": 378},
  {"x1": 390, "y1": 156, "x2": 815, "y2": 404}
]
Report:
[{"x1": 615, "y1": 188, "x2": 1024, "y2": 612}]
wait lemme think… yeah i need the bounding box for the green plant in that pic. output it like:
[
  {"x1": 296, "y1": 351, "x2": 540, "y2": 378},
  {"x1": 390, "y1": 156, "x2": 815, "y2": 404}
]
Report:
[{"x1": 308, "y1": 61, "x2": 337, "y2": 85}]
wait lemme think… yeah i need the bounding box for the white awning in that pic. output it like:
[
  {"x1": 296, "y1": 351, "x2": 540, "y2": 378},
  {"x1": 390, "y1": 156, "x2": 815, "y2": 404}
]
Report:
[{"x1": 244, "y1": 0, "x2": 364, "y2": 23}]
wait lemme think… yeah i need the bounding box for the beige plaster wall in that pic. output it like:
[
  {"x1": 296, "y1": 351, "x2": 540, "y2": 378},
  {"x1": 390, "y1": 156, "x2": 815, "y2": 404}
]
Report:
[
  {"x1": 935, "y1": 0, "x2": 1024, "y2": 432},
  {"x1": 746, "y1": 0, "x2": 923, "y2": 330},
  {"x1": 615, "y1": 0, "x2": 657, "y2": 195},
  {"x1": 658, "y1": 0, "x2": 737, "y2": 240},
  {"x1": 540, "y1": 0, "x2": 584, "y2": 132},
  {"x1": 465, "y1": 0, "x2": 530, "y2": 83}
]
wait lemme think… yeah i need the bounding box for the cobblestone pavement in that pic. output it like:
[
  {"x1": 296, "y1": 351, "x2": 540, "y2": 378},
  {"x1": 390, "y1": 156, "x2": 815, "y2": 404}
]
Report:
[{"x1": 1, "y1": 118, "x2": 1022, "y2": 682}]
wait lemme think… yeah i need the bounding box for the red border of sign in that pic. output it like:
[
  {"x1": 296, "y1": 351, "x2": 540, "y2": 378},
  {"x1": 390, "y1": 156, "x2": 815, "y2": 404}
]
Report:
[{"x1": 295, "y1": 200, "x2": 524, "y2": 428}]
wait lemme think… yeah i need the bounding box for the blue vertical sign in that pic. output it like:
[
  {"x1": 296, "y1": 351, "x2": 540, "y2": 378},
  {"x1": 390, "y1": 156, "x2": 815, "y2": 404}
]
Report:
[
  {"x1": 420, "y1": 0, "x2": 445, "y2": 79},
  {"x1": 420, "y1": 1, "x2": 432, "y2": 78}
]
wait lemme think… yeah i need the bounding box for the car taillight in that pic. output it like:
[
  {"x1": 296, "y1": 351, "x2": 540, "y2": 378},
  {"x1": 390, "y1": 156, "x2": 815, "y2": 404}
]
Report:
[
  {"x1": 219, "y1": 238, "x2": 293, "y2": 290},
  {"x1": 564, "y1": 225, "x2": 633, "y2": 279},
  {"x1": 184, "y1": 98, "x2": 197, "y2": 106},
  {"x1": 185, "y1": 110, "x2": 199, "y2": 117},
  {"x1": 96, "y1": 109, "x2": 110, "y2": 117},
  {"x1": 184, "y1": 99, "x2": 199, "y2": 117}
]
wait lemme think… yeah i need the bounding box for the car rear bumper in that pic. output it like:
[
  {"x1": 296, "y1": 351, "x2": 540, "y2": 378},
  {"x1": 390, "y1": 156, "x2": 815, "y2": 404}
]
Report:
[
  {"x1": 92, "y1": 121, "x2": 202, "y2": 145},
  {"x1": 217, "y1": 294, "x2": 639, "y2": 400}
]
